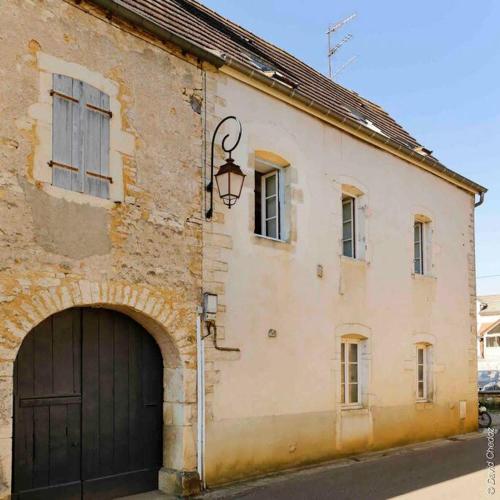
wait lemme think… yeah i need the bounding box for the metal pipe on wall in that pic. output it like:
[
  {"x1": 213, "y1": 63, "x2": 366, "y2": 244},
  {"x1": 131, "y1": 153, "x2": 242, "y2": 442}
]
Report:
[{"x1": 196, "y1": 313, "x2": 206, "y2": 488}]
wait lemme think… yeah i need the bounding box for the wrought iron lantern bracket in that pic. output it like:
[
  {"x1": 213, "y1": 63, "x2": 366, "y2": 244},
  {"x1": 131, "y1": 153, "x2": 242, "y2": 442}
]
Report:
[{"x1": 206, "y1": 116, "x2": 243, "y2": 219}]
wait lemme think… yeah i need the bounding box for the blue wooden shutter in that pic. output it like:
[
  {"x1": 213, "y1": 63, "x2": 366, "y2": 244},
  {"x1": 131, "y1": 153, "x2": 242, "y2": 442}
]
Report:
[
  {"x1": 52, "y1": 74, "x2": 83, "y2": 192},
  {"x1": 82, "y1": 83, "x2": 111, "y2": 199},
  {"x1": 52, "y1": 75, "x2": 110, "y2": 199}
]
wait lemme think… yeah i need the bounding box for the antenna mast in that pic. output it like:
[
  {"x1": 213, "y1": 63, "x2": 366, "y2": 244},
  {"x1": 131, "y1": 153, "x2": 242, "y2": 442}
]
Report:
[{"x1": 327, "y1": 13, "x2": 357, "y2": 80}]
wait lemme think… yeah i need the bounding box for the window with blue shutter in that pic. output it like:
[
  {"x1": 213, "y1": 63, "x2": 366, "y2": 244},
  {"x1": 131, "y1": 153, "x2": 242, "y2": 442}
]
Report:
[{"x1": 51, "y1": 74, "x2": 111, "y2": 199}]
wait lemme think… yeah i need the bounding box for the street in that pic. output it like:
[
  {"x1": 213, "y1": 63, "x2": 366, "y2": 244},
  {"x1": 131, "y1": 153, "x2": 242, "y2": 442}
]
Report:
[
  {"x1": 198, "y1": 431, "x2": 499, "y2": 500},
  {"x1": 127, "y1": 428, "x2": 500, "y2": 500}
]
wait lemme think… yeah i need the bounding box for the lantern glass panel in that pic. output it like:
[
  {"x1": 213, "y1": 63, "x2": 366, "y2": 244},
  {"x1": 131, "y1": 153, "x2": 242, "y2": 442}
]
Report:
[
  {"x1": 231, "y1": 171, "x2": 245, "y2": 198},
  {"x1": 216, "y1": 170, "x2": 230, "y2": 198}
]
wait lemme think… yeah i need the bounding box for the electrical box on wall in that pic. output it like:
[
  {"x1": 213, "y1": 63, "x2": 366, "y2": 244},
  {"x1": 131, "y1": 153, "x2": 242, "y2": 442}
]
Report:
[{"x1": 203, "y1": 293, "x2": 218, "y2": 322}]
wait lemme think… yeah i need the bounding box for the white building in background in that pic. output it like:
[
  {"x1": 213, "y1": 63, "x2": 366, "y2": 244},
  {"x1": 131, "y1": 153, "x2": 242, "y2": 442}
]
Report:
[{"x1": 478, "y1": 295, "x2": 500, "y2": 389}]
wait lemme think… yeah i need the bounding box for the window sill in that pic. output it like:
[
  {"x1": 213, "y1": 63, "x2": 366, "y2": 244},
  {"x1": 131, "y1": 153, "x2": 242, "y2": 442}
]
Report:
[
  {"x1": 341, "y1": 255, "x2": 367, "y2": 266},
  {"x1": 412, "y1": 273, "x2": 437, "y2": 281},
  {"x1": 253, "y1": 233, "x2": 290, "y2": 246},
  {"x1": 415, "y1": 401, "x2": 434, "y2": 410},
  {"x1": 43, "y1": 183, "x2": 118, "y2": 208},
  {"x1": 340, "y1": 405, "x2": 368, "y2": 415}
]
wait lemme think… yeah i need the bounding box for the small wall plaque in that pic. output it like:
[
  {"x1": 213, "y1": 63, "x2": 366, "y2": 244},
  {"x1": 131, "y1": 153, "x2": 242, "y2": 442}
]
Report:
[{"x1": 317, "y1": 264, "x2": 324, "y2": 278}]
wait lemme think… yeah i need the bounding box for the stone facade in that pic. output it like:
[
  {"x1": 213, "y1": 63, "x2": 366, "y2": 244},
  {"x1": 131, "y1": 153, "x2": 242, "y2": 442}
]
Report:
[{"x1": 0, "y1": 0, "x2": 205, "y2": 496}]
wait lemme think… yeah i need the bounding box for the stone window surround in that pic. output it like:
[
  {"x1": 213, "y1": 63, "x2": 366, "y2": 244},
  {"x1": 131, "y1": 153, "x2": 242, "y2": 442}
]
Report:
[
  {"x1": 334, "y1": 323, "x2": 372, "y2": 412},
  {"x1": 403, "y1": 332, "x2": 439, "y2": 405},
  {"x1": 339, "y1": 178, "x2": 369, "y2": 263},
  {"x1": 253, "y1": 152, "x2": 292, "y2": 244},
  {"x1": 28, "y1": 51, "x2": 135, "y2": 207},
  {"x1": 411, "y1": 208, "x2": 435, "y2": 278}
]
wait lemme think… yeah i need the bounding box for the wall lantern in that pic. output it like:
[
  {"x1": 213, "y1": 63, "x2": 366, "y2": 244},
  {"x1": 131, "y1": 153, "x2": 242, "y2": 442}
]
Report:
[{"x1": 206, "y1": 116, "x2": 245, "y2": 219}]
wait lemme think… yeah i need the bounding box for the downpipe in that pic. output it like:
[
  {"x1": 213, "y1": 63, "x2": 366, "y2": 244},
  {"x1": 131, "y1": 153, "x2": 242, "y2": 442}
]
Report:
[
  {"x1": 196, "y1": 313, "x2": 206, "y2": 488},
  {"x1": 196, "y1": 317, "x2": 240, "y2": 489},
  {"x1": 475, "y1": 192, "x2": 485, "y2": 208}
]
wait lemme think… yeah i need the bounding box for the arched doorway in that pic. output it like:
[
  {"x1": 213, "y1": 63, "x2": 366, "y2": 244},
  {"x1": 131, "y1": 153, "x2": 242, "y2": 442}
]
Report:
[{"x1": 12, "y1": 307, "x2": 163, "y2": 499}]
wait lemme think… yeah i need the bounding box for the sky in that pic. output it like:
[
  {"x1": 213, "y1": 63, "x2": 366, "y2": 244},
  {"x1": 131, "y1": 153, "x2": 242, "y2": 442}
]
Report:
[{"x1": 200, "y1": 0, "x2": 500, "y2": 296}]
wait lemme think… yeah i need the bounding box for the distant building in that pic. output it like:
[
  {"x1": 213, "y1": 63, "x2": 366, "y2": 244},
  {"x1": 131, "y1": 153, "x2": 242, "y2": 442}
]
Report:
[{"x1": 478, "y1": 296, "x2": 500, "y2": 386}]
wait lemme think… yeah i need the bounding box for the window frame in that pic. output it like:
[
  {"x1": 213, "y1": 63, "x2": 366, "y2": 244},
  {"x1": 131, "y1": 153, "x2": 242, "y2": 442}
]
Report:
[
  {"x1": 486, "y1": 334, "x2": 500, "y2": 348},
  {"x1": 30, "y1": 53, "x2": 129, "y2": 206},
  {"x1": 414, "y1": 221, "x2": 424, "y2": 274},
  {"x1": 416, "y1": 345, "x2": 428, "y2": 401},
  {"x1": 254, "y1": 158, "x2": 290, "y2": 243},
  {"x1": 261, "y1": 170, "x2": 281, "y2": 240},
  {"x1": 341, "y1": 339, "x2": 361, "y2": 407},
  {"x1": 342, "y1": 195, "x2": 356, "y2": 258}
]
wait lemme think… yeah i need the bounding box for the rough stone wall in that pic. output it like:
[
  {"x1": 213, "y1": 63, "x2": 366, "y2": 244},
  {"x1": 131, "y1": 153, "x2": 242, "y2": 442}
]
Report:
[
  {"x1": 0, "y1": 0, "x2": 205, "y2": 496},
  {"x1": 200, "y1": 71, "x2": 239, "y2": 432}
]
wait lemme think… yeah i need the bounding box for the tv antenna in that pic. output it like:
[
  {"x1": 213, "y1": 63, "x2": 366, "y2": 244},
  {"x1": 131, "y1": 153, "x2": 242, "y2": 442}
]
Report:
[
  {"x1": 327, "y1": 13, "x2": 357, "y2": 80},
  {"x1": 333, "y1": 55, "x2": 358, "y2": 79}
]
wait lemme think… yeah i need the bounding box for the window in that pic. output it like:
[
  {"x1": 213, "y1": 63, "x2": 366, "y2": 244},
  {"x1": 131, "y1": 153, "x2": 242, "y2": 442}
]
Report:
[
  {"x1": 51, "y1": 74, "x2": 111, "y2": 199},
  {"x1": 414, "y1": 221, "x2": 424, "y2": 274},
  {"x1": 486, "y1": 335, "x2": 500, "y2": 348},
  {"x1": 416, "y1": 345, "x2": 429, "y2": 400},
  {"x1": 341, "y1": 341, "x2": 359, "y2": 405},
  {"x1": 342, "y1": 195, "x2": 355, "y2": 258},
  {"x1": 255, "y1": 168, "x2": 284, "y2": 240}
]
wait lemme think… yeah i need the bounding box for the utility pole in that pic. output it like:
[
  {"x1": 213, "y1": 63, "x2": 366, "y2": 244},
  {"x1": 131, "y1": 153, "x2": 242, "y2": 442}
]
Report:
[{"x1": 327, "y1": 13, "x2": 357, "y2": 80}]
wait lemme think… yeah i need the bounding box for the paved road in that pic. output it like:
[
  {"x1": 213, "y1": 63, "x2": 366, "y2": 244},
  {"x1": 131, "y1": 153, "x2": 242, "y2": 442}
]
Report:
[
  {"x1": 125, "y1": 429, "x2": 500, "y2": 500},
  {"x1": 199, "y1": 432, "x2": 499, "y2": 500}
]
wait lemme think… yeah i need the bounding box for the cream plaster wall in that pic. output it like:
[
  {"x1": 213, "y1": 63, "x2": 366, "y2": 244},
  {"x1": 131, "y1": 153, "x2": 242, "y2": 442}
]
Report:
[{"x1": 203, "y1": 73, "x2": 478, "y2": 484}]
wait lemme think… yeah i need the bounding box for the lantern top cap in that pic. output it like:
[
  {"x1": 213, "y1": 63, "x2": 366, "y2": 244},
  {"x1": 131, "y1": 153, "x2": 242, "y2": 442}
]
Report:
[{"x1": 216, "y1": 158, "x2": 245, "y2": 177}]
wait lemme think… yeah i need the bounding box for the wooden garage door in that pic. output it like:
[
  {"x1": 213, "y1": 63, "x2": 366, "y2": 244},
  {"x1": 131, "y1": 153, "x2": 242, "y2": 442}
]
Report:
[{"x1": 12, "y1": 308, "x2": 163, "y2": 500}]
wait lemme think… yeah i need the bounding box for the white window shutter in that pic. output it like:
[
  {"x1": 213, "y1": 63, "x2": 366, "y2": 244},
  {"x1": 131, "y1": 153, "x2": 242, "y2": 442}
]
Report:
[{"x1": 278, "y1": 168, "x2": 287, "y2": 241}]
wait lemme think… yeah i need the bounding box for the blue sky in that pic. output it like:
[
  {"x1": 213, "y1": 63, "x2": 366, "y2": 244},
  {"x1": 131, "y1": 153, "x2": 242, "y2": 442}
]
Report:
[{"x1": 201, "y1": 0, "x2": 500, "y2": 295}]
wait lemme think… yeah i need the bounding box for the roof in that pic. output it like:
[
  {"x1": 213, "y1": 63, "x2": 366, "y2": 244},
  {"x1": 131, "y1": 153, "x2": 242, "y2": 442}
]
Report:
[
  {"x1": 90, "y1": 0, "x2": 486, "y2": 194},
  {"x1": 479, "y1": 295, "x2": 500, "y2": 316}
]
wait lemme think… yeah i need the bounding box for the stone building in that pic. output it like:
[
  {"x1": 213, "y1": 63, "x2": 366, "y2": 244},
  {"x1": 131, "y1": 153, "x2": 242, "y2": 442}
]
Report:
[
  {"x1": 0, "y1": 0, "x2": 487, "y2": 498},
  {"x1": 0, "y1": 0, "x2": 208, "y2": 497}
]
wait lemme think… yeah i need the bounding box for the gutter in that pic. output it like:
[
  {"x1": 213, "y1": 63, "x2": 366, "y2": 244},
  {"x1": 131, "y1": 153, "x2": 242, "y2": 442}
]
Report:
[
  {"x1": 218, "y1": 54, "x2": 487, "y2": 197},
  {"x1": 86, "y1": 0, "x2": 486, "y2": 197}
]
